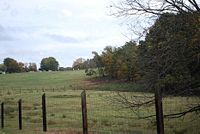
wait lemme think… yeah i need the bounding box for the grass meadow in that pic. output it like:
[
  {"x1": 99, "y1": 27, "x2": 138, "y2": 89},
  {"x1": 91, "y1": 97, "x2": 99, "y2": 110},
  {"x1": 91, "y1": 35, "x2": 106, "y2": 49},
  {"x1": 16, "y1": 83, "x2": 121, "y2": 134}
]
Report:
[{"x1": 0, "y1": 70, "x2": 199, "y2": 134}]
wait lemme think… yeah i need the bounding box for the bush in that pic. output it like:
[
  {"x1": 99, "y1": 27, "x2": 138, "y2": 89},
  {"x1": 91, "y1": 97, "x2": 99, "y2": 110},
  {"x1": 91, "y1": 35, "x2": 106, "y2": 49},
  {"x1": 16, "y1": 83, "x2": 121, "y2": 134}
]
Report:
[{"x1": 85, "y1": 69, "x2": 96, "y2": 76}]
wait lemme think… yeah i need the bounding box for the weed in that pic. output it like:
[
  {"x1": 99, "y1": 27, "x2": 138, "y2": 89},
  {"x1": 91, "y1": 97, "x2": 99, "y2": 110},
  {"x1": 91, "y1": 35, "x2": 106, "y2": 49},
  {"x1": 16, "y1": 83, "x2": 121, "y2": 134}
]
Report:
[
  {"x1": 62, "y1": 114, "x2": 66, "y2": 118},
  {"x1": 50, "y1": 113, "x2": 55, "y2": 117}
]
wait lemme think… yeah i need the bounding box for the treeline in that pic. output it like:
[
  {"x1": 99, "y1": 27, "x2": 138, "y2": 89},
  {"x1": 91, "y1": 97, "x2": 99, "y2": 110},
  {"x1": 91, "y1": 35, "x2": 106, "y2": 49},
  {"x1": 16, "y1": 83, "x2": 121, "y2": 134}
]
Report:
[
  {"x1": 0, "y1": 57, "x2": 60, "y2": 73},
  {"x1": 72, "y1": 58, "x2": 96, "y2": 70},
  {"x1": 0, "y1": 58, "x2": 37, "y2": 73},
  {"x1": 92, "y1": 42, "x2": 139, "y2": 81},
  {"x1": 88, "y1": 12, "x2": 200, "y2": 93}
]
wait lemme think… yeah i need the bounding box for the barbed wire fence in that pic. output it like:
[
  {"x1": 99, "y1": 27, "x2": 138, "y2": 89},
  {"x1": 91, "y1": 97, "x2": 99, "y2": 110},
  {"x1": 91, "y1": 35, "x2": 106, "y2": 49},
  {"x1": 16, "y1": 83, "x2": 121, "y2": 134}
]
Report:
[{"x1": 0, "y1": 88, "x2": 199, "y2": 134}]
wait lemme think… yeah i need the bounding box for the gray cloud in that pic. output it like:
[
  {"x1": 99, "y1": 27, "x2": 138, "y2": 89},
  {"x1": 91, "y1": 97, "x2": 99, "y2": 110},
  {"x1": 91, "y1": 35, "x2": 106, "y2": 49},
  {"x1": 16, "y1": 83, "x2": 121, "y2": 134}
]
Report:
[
  {"x1": 47, "y1": 34, "x2": 80, "y2": 43},
  {"x1": 46, "y1": 33, "x2": 85, "y2": 43}
]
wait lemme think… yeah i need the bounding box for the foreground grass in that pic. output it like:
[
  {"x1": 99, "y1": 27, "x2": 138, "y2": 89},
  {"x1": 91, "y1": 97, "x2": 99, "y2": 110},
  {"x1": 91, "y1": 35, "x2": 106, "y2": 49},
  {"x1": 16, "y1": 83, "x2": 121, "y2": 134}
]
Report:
[
  {"x1": 0, "y1": 71, "x2": 199, "y2": 134},
  {"x1": 0, "y1": 90, "x2": 156, "y2": 134}
]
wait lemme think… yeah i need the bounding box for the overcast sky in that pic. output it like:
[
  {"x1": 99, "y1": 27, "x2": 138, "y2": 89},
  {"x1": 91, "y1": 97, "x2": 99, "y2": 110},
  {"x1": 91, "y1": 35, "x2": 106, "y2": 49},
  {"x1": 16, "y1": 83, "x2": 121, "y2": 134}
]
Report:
[{"x1": 0, "y1": 0, "x2": 131, "y2": 67}]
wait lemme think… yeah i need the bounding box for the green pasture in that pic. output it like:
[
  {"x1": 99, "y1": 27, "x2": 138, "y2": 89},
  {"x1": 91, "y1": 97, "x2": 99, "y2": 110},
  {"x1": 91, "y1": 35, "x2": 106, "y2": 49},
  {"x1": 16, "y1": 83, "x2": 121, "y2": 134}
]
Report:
[
  {"x1": 0, "y1": 71, "x2": 86, "y2": 89},
  {"x1": 0, "y1": 71, "x2": 199, "y2": 134}
]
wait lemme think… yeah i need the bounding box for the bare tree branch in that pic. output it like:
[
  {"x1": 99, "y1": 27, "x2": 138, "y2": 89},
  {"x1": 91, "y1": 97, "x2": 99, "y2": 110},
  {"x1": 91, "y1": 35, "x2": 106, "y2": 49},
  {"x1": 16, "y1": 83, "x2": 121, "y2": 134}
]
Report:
[
  {"x1": 114, "y1": 92, "x2": 200, "y2": 119},
  {"x1": 164, "y1": 104, "x2": 200, "y2": 118},
  {"x1": 111, "y1": 0, "x2": 200, "y2": 17}
]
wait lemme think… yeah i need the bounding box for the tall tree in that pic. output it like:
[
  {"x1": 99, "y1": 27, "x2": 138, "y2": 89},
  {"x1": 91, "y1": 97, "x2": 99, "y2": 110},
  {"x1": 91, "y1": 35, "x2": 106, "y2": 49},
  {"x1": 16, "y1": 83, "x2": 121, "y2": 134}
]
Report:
[
  {"x1": 121, "y1": 41, "x2": 140, "y2": 81},
  {"x1": 92, "y1": 51, "x2": 105, "y2": 77},
  {"x1": 114, "y1": 12, "x2": 200, "y2": 120},
  {"x1": 3, "y1": 58, "x2": 19, "y2": 73},
  {"x1": 101, "y1": 46, "x2": 114, "y2": 78},
  {"x1": 40, "y1": 57, "x2": 59, "y2": 71},
  {"x1": 110, "y1": 0, "x2": 200, "y2": 123},
  {"x1": 139, "y1": 13, "x2": 200, "y2": 94}
]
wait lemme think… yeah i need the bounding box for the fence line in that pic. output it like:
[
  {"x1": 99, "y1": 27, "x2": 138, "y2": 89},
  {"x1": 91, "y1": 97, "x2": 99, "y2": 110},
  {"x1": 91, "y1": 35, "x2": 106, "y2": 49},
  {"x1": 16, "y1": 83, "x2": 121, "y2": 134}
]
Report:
[{"x1": 0, "y1": 90, "x2": 199, "y2": 134}]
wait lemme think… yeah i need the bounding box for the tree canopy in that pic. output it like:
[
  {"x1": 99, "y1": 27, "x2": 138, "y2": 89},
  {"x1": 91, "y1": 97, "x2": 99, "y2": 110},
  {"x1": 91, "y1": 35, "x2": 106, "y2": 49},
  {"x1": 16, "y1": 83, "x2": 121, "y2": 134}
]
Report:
[
  {"x1": 4, "y1": 58, "x2": 19, "y2": 73},
  {"x1": 91, "y1": 41, "x2": 140, "y2": 81},
  {"x1": 138, "y1": 12, "x2": 200, "y2": 95},
  {"x1": 91, "y1": 0, "x2": 200, "y2": 120},
  {"x1": 2, "y1": 58, "x2": 38, "y2": 73},
  {"x1": 40, "y1": 57, "x2": 59, "y2": 71}
]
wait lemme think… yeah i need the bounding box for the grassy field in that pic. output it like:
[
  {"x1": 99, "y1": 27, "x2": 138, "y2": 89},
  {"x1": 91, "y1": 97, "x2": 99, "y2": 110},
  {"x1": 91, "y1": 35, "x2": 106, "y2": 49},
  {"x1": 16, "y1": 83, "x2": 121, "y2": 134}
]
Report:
[
  {"x1": 0, "y1": 71, "x2": 86, "y2": 89},
  {"x1": 0, "y1": 70, "x2": 199, "y2": 134}
]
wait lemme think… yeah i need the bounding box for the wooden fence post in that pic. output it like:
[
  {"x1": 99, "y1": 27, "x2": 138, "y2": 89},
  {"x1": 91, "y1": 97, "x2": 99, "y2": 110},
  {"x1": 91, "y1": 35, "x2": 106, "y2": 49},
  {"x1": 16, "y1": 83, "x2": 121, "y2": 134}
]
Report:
[
  {"x1": 155, "y1": 89, "x2": 165, "y2": 134},
  {"x1": 18, "y1": 99, "x2": 22, "y2": 130},
  {"x1": 81, "y1": 90, "x2": 88, "y2": 134},
  {"x1": 42, "y1": 93, "x2": 47, "y2": 132},
  {"x1": 1, "y1": 102, "x2": 4, "y2": 129}
]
